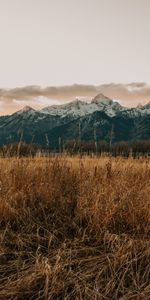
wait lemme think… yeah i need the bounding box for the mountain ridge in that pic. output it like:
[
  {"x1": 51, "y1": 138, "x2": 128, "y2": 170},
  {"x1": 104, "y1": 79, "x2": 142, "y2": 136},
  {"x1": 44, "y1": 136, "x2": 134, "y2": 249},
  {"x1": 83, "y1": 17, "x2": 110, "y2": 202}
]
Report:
[{"x1": 0, "y1": 94, "x2": 149, "y2": 147}]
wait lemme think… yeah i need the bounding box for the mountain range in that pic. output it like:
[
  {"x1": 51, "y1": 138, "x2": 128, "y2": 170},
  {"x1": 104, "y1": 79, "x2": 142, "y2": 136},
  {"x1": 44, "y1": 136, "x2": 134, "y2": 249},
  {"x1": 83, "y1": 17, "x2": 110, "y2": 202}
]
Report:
[{"x1": 0, "y1": 93, "x2": 150, "y2": 147}]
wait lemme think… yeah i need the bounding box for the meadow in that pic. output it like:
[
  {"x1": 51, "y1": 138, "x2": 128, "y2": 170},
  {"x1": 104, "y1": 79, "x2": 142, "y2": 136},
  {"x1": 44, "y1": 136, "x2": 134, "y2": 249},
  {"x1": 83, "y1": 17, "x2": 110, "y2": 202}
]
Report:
[{"x1": 0, "y1": 156, "x2": 150, "y2": 299}]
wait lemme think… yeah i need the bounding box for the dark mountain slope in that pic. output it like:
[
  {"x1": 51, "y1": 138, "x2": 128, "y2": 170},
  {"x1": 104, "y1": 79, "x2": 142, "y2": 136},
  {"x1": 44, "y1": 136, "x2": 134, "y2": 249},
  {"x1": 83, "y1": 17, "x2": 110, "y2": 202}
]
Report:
[{"x1": 0, "y1": 97, "x2": 149, "y2": 147}]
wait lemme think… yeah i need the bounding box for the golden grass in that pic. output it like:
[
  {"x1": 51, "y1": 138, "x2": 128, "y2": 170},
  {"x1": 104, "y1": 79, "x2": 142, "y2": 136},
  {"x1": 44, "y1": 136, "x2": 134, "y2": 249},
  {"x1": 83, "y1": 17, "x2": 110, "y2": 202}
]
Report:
[{"x1": 0, "y1": 156, "x2": 150, "y2": 299}]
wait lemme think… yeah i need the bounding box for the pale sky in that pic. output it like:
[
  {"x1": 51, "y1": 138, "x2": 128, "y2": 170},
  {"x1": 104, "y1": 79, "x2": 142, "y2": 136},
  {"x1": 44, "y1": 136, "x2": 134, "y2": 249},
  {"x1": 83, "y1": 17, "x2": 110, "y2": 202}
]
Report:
[{"x1": 0, "y1": 0, "x2": 150, "y2": 114}]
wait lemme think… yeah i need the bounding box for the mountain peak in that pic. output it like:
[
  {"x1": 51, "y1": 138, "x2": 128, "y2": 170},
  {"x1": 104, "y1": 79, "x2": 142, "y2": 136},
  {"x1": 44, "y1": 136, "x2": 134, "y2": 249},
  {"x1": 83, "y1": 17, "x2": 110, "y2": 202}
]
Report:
[
  {"x1": 72, "y1": 98, "x2": 83, "y2": 105},
  {"x1": 144, "y1": 101, "x2": 150, "y2": 109},
  {"x1": 21, "y1": 106, "x2": 35, "y2": 112},
  {"x1": 92, "y1": 93, "x2": 113, "y2": 105},
  {"x1": 136, "y1": 101, "x2": 150, "y2": 110},
  {"x1": 137, "y1": 103, "x2": 143, "y2": 109},
  {"x1": 15, "y1": 106, "x2": 36, "y2": 116}
]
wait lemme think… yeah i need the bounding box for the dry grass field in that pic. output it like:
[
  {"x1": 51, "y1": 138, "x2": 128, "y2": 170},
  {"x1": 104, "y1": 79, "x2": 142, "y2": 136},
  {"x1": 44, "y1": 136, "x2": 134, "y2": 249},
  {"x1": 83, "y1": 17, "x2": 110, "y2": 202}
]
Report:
[{"x1": 0, "y1": 156, "x2": 150, "y2": 299}]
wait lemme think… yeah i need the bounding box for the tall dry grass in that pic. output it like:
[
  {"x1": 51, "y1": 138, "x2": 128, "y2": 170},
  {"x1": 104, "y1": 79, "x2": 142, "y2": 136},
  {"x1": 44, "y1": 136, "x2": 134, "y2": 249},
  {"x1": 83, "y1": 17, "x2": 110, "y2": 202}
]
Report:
[{"x1": 0, "y1": 156, "x2": 150, "y2": 299}]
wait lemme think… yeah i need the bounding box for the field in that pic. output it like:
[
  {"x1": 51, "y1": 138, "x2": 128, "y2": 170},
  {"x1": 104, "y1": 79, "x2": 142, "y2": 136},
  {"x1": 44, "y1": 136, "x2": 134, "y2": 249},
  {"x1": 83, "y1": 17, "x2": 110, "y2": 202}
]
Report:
[{"x1": 0, "y1": 156, "x2": 150, "y2": 300}]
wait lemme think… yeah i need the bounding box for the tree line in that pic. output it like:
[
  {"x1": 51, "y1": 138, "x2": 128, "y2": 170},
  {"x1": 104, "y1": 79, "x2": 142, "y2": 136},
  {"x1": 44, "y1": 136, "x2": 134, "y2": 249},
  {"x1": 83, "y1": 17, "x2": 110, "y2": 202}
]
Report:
[{"x1": 0, "y1": 140, "x2": 150, "y2": 157}]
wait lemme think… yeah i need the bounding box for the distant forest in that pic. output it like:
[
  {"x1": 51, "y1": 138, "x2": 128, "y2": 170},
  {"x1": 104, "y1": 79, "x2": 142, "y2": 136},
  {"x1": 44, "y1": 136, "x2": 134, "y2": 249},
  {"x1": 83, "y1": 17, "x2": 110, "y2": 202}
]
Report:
[{"x1": 0, "y1": 140, "x2": 150, "y2": 158}]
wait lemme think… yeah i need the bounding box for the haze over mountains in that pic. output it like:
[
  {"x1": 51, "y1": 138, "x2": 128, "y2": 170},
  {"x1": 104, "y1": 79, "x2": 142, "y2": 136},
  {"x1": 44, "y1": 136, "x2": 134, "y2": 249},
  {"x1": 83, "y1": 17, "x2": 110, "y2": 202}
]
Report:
[{"x1": 0, "y1": 94, "x2": 150, "y2": 147}]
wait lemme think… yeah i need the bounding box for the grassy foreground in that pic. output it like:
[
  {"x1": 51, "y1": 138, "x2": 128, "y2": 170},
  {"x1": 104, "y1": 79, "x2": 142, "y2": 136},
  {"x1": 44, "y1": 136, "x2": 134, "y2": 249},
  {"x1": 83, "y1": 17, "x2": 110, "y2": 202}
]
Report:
[{"x1": 0, "y1": 156, "x2": 150, "y2": 300}]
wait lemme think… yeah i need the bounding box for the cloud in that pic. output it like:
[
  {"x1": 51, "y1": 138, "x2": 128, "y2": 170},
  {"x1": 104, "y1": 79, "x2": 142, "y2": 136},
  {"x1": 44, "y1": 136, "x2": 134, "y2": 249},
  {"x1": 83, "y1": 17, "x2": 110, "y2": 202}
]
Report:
[{"x1": 0, "y1": 83, "x2": 150, "y2": 115}]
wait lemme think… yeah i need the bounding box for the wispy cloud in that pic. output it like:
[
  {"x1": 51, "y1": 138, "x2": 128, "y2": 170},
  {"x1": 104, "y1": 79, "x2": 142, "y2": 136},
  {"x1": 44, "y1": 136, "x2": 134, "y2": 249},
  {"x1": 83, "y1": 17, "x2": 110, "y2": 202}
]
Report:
[{"x1": 0, "y1": 83, "x2": 150, "y2": 115}]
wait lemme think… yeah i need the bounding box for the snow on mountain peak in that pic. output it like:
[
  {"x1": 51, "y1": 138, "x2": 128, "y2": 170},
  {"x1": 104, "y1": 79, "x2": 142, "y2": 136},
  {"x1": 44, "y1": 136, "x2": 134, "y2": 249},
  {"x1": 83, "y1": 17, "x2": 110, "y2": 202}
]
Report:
[
  {"x1": 41, "y1": 98, "x2": 90, "y2": 117},
  {"x1": 40, "y1": 94, "x2": 126, "y2": 118},
  {"x1": 18, "y1": 97, "x2": 149, "y2": 119},
  {"x1": 24, "y1": 95, "x2": 150, "y2": 120},
  {"x1": 75, "y1": 96, "x2": 91, "y2": 102}
]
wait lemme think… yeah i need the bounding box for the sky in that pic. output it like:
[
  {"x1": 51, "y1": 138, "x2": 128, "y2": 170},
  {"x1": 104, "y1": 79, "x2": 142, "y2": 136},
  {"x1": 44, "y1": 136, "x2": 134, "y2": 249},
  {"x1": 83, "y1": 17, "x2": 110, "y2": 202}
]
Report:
[{"x1": 0, "y1": 0, "x2": 150, "y2": 114}]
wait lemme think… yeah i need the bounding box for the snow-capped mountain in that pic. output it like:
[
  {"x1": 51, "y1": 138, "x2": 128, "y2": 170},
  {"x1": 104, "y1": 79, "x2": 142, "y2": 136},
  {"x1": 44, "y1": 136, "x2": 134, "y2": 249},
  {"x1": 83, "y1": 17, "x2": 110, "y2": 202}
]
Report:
[
  {"x1": 0, "y1": 93, "x2": 149, "y2": 147},
  {"x1": 40, "y1": 94, "x2": 126, "y2": 118},
  {"x1": 41, "y1": 99, "x2": 92, "y2": 117},
  {"x1": 40, "y1": 94, "x2": 150, "y2": 118},
  {"x1": 5, "y1": 93, "x2": 149, "y2": 120}
]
